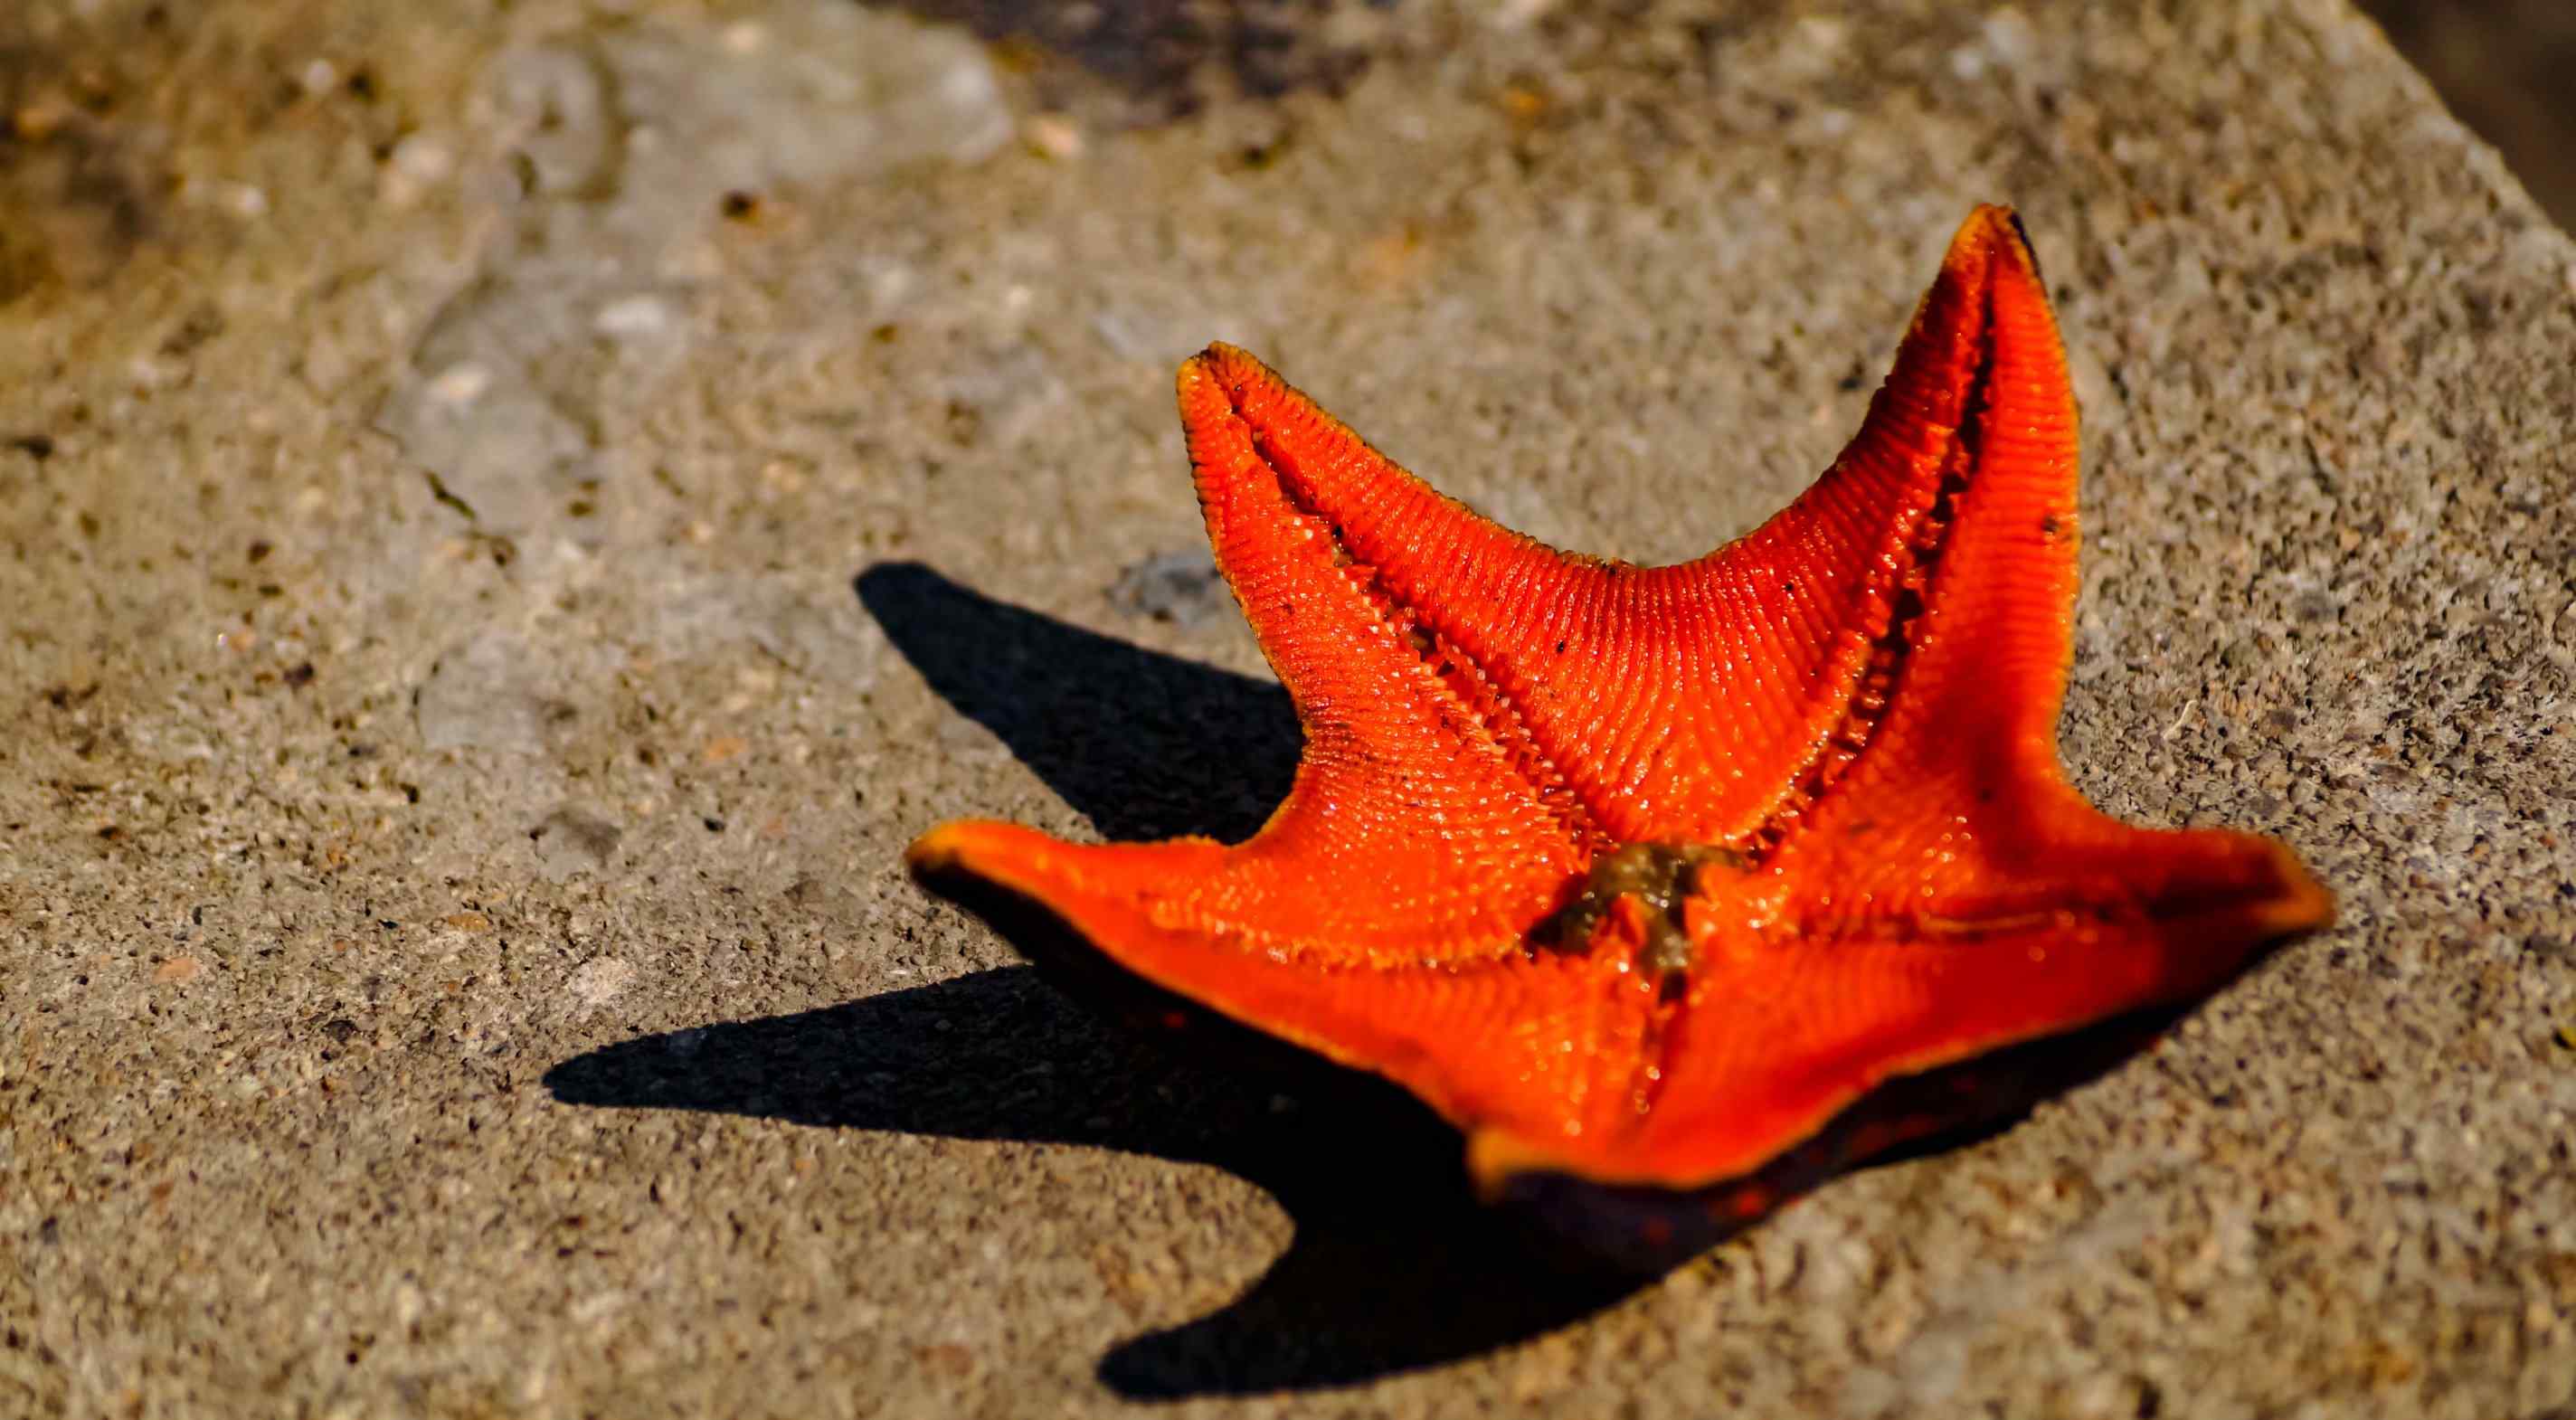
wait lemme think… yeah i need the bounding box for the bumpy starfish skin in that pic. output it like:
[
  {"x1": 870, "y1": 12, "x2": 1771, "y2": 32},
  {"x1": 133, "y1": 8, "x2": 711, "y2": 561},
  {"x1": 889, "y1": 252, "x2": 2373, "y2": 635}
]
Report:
[{"x1": 908, "y1": 206, "x2": 2333, "y2": 1191}]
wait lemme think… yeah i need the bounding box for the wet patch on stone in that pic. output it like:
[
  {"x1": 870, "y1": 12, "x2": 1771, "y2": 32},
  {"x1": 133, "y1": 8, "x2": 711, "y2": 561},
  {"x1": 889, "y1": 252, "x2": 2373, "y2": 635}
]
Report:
[
  {"x1": 889, "y1": 0, "x2": 1387, "y2": 124},
  {"x1": 379, "y1": 5, "x2": 1012, "y2": 539},
  {"x1": 531, "y1": 804, "x2": 623, "y2": 880},
  {"x1": 1109, "y1": 548, "x2": 1229, "y2": 627},
  {"x1": 416, "y1": 630, "x2": 580, "y2": 753},
  {"x1": 0, "y1": 92, "x2": 161, "y2": 303}
]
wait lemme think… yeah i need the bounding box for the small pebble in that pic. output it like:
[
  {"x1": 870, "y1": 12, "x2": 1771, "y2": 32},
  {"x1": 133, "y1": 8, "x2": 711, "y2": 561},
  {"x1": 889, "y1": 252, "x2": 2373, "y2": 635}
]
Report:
[
  {"x1": 592, "y1": 294, "x2": 674, "y2": 339},
  {"x1": 1026, "y1": 115, "x2": 1083, "y2": 159},
  {"x1": 564, "y1": 957, "x2": 636, "y2": 1009}
]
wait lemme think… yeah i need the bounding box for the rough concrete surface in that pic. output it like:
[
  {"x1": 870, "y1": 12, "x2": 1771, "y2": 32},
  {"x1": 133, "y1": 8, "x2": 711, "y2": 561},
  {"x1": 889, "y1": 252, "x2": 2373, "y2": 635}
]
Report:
[{"x1": 3, "y1": 0, "x2": 2572, "y2": 1415}]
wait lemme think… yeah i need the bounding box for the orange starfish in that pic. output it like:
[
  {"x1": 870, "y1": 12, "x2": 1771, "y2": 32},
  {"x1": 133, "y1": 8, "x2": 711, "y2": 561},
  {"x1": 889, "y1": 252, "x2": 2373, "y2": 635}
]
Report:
[{"x1": 909, "y1": 206, "x2": 2331, "y2": 1202}]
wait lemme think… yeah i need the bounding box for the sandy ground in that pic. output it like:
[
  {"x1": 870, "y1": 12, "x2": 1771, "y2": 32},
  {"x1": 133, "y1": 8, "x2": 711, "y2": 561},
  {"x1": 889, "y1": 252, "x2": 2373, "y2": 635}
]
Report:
[{"x1": 3, "y1": 1, "x2": 2572, "y2": 1415}]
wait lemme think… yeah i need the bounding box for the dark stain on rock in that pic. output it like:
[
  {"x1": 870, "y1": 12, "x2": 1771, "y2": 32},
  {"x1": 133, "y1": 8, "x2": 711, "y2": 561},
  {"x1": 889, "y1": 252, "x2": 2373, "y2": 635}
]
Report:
[
  {"x1": 889, "y1": 0, "x2": 1383, "y2": 121},
  {"x1": 0, "y1": 107, "x2": 158, "y2": 303}
]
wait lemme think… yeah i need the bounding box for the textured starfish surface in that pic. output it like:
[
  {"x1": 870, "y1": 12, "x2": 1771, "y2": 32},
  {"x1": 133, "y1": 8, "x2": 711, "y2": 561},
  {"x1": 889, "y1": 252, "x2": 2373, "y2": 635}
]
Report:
[{"x1": 909, "y1": 206, "x2": 2333, "y2": 1194}]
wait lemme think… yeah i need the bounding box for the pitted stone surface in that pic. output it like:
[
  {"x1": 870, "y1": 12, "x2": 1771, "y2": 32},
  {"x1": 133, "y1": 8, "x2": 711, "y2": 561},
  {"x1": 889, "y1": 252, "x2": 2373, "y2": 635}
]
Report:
[{"x1": 1, "y1": 1, "x2": 2571, "y2": 1416}]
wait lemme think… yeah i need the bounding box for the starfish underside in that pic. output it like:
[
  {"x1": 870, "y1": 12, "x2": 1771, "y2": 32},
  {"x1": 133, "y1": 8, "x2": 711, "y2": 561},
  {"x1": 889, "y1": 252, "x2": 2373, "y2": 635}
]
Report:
[{"x1": 910, "y1": 206, "x2": 2332, "y2": 1197}]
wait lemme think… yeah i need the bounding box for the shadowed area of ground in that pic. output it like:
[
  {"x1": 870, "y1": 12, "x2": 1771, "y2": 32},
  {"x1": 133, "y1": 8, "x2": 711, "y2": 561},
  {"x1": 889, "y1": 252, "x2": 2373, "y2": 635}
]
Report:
[
  {"x1": 855, "y1": 561, "x2": 1299, "y2": 844},
  {"x1": 544, "y1": 964, "x2": 1649, "y2": 1395}
]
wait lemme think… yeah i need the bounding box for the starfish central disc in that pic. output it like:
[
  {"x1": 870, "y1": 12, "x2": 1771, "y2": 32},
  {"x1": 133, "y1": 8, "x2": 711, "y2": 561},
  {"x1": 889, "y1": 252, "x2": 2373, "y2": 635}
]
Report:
[{"x1": 1537, "y1": 841, "x2": 1746, "y2": 986}]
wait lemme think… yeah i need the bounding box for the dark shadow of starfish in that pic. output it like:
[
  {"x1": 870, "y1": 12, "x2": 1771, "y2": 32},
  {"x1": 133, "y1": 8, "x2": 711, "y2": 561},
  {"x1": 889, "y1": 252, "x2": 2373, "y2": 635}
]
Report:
[
  {"x1": 544, "y1": 563, "x2": 2200, "y2": 1396},
  {"x1": 543, "y1": 956, "x2": 2176, "y2": 1396},
  {"x1": 852, "y1": 561, "x2": 1297, "y2": 844},
  {"x1": 544, "y1": 962, "x2": 1653, "y2": 1395}
]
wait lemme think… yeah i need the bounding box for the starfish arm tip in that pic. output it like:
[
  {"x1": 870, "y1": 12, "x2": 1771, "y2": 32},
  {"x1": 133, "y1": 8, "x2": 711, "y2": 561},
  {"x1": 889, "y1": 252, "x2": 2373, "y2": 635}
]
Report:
[
  {"x1": 1950, "y1": 202, "x2": 2038, "y2": 265},
  {"x1": 904, "y1": 819, "x2": 1073, "y2": 889},
  {"x1": 904, "y1": 819, "x2": 988, "y2": 876},
  {"x1": 1463, "y1": 1125, "x2": 1554, "y2": 1197},
  {"x1": 2248, "y1": 835, "x2": 2338, "y2": 937},
  {"x1": 1175, "y1": 341, "x2": 1263, "y2": 400},
  {"x1": 1463, "y1": 1126, "x2": 1763, "y2": 1198}
]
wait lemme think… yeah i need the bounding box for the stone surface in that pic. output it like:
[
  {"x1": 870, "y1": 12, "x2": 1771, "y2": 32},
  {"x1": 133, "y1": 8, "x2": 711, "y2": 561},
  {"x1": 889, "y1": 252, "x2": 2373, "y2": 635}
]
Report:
[{"x1": 2, "y1": 0, "x2": 2572, "y2": 1416}]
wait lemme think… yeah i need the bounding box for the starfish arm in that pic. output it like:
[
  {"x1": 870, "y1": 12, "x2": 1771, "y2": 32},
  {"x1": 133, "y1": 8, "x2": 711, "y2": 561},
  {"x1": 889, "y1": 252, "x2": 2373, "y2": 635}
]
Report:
[
  {"x1": 1179, "y1": 208, "x2": 2043, "y2": 847},
  {"x1": 1763, "y1": 203, "x2": 2332, "y2": 928},
  {"x1": 900, "y1": 356, "x2": 1602, "y2": 973},
  {"x1": 1465, "y1": 848, "x2": 2328, "y2": 1189},
  {"x1": 1178, "y1": 342, "x2": 1632, "y2": 836},
  {"x1": 1811, "y1": 203, "x2": 2086, "y2": 819},
  {"x1": 911, "y1": 816, "x2": 1668, "y2": 1147}
]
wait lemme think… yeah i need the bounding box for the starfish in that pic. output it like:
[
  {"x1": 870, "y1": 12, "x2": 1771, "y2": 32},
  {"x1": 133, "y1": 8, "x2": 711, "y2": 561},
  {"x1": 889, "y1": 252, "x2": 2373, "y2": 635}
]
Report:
[{"x1": 908, "y1": 206, "x2": 2332, "y2": 1201}]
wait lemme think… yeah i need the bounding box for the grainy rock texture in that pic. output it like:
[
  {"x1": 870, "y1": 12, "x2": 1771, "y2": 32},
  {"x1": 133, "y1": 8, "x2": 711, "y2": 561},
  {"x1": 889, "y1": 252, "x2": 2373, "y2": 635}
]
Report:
[{"x1": 3, "y1": 1, "x2": 2572, "y2": 1416}]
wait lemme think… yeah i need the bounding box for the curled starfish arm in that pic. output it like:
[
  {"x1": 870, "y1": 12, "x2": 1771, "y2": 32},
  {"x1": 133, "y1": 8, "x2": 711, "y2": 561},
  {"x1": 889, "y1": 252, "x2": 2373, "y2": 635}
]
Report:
[
  {"x1": 1179, "y1": 208, "x2": 2055, "y2": 847},
  {"x1": 906, "y1": 354, "x2": 1596, "y2": 973},
  {"x1": 1463, "y1": 824, "x2": 2349, "y2": 1190},
  {"x1": 909, "y1": 817, "x2": 1672, "y2": 1152},
  {"x1": 1755, "y1": 199, "x2": 2331, "y2": 989}
]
